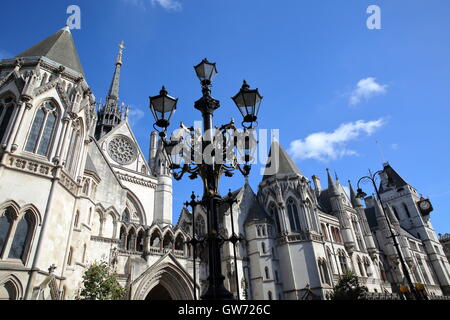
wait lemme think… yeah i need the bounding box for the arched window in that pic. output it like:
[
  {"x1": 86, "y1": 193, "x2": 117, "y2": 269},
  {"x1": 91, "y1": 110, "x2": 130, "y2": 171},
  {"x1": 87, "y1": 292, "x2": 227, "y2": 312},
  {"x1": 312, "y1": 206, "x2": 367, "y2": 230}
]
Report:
[
  {"x1": 175, "y1": 235, "x2": 184, "y2": 251},
  {"x1": 392, "y1": 206, "x2": 400, "y2": 220},
  {"x1": 67, "y1": 247, "x2": 73, "y2": 266},
  {"x1": 287, "y1": 198, "x2": 301, "y2": 232},
  {"x1": 82, "y1": 244, "x2": 87, "y2": 263},
  {"x1": 8, "y1": 211, "x2": 36, "y2": 261},
  {"x1": 195, "y1": 215, "x2": 206, "y2": 237},
  {"x1": 25, "y1": 101, "x2": 58, "y2": 156},
  {"x1": 122, "y1": 209, "x2": 130, "y2": 222},
  {"x1": 379, "y1": 263, "x2": 387, "y2": 282},
  {"x1": 333, "y1": 227, "x2": 342, "y2": 243},
  {"x1": 88, "y1": 208, "x2": 92, "y2": 225},
  {"x1": 261, "y1": 242, "x2": 266, "y2": 253},
  {"x1": 321, "y1": 224, "x2": 328, "y2": 241},
  {"x1": 257, "y1": 226, "x2": 261, "y2": 237},
  {"x1": 264, "y1": 266, "x2": 270, "y2": 279},
  {"x1": 268, "y1": 291, "x2": 273, "y2": 300},
  {"x1": 65, "y1": 122, "x2": 82, "y2": 176},
  {"x1": 0, "y1": 208, "x2": 14, "y2": 255},
  {"x1": 403, "y1": 203, "x2": 411, "y2": 218},
  {"x1": 136, "y1": 230, "x2": 144, "y2": 252},
  {"x1": 417, "y1": 256, "x2": 430, "y2": 284},
  {"x1": 127, "y1": 229, "x2": 136, "y2": 251},
  {"x1": 0, "y1": 95, "x2": 16, "y2": 144},
  {"x1": 318, "y1": 259, "x2": 331, "y2": 285},
  {"x1": 338, "y1": 251, "x2": 348, "y2": 273},
  {"x1": 326, "y1": 248, "x2": 335, "y2": 273},
  {"x1": 119, "y1": 226, "x2": 126, "y2": 249},
  {"x1": 74, "y1": 211, "x2": 80, "y2": 228},
  {"x1": 150, "y1": 231, "x2": 161, "y2": 248},
  {"x1": 357, "y1": 257, "x2": 365, "y2": 277},
  {"x1": 269, "y1": 203, "x2": 281, "y2": 235},
  {"x1": 163, "y1": 233, "x2": 174, "y2": 249},
  {"x1": 0, "y1": 280, "x2": 19, "y2": 300}
]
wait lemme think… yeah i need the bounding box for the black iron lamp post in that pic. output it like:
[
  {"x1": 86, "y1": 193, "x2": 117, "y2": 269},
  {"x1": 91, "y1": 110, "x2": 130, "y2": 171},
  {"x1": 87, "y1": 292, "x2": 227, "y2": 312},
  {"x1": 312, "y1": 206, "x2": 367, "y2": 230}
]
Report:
[
  {"x1": 355, "y1": 170, "x2": 421, "y2": 300},
  {"x1": 149, "y1": 59, "x2": 262, "y2": 300}
]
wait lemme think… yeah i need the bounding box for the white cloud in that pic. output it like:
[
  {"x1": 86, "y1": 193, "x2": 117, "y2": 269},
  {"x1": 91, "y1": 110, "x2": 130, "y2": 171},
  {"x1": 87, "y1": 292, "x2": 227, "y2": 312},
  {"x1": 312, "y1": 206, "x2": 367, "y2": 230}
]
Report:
[
  {"x1": 152, "y1": 0, "x2": 182, "y2": 11},
  {"x1": 349, "y1": 77, "x2": 387, "y2": 106},
  {"x1": 391, "y1": 143, "x2": 399, "y2": 150},
  {"x1": 288, "y1": 119, "x2": 386, "y2": 162},
  {"x1": 127, "y1": 106, "x2": 146, "y2": 127},
  {"x1": 122, "y1": 0, "x2": 182, "y2": 11}
]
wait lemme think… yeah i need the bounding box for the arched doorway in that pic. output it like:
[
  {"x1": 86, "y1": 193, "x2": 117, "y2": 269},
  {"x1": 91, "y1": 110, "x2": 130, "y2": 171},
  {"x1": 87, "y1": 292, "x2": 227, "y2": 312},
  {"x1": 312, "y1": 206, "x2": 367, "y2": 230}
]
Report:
[
  {"x1": 145, "y1": 284, "x2": 173, "y2": 300},
  {"x1": 133, "y1": 261, "x2": 195, "y2": 300},
  {"x1": 0, "y1": 280, "x2": 20, "y2": 300}
]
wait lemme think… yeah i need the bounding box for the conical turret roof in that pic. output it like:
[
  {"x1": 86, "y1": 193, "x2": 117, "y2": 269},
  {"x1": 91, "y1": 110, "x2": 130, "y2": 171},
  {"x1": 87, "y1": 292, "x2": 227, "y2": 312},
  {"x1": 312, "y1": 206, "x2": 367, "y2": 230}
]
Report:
[
  {"x1": 262, "y1": 140, "x2": 303, "y2": 181},
  {"x1": 16, "y1": 26, "x2": 84, "y2": 75},
  {"x1": 348, "y1": 181, "x2": 362, "y2": 208}
]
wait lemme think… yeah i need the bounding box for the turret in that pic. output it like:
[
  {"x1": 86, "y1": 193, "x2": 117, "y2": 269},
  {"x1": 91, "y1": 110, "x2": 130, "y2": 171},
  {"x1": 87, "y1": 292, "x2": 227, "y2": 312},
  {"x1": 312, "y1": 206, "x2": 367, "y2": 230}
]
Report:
[
  {"x1": 327, "y1": 169, "x2": 355, "y2": 252},
  {"x1": 149, "y1": 131, "x2": 158, "y2": 169},
  {"x1": 385, "y1": 205, "x2": 413, "y2": 263},
  {"x1": 349, "y1": 181, "x2": 377, "y2": 256},
  {"x1": 312, "y1": 175, "x2": 321, "y2": 194},
  {"x1": 374, "y1": 199, "x2": 397, "y2": 260},
  {"x1": 153, "y1": 141, "x2": 173, "y2": 226}
]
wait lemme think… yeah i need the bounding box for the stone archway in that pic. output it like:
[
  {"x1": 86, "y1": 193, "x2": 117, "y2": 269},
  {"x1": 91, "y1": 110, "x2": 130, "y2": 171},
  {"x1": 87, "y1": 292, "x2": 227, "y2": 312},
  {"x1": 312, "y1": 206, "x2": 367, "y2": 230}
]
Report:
[
  {"x1": 133, "y1": 261, "x2": 195, "y2": 300},
  {"x1": 145, "y1": 284, "x2": 173, "y2": 300}
]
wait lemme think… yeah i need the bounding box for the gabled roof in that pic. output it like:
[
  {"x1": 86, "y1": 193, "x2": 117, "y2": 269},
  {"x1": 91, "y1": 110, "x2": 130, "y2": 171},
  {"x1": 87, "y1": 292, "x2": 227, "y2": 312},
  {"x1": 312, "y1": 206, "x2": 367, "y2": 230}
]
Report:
[
  {"x1": 262, "y1": 140, "x2": 303, "y2": 181},
  {"x1": 379, "y1": 163, "x2": 409, "y2": 193},
  {"x1": 84, "y1": 153, "x2": 100, "y2": 180},
  {"x1": 16, "y1": 26, "x2": 84, "y2": 75}
]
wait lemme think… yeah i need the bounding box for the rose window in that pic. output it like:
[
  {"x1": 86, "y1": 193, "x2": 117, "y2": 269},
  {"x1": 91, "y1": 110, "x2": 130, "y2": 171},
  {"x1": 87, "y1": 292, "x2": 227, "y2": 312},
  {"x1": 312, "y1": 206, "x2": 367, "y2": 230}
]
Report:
[{"x1": 108, "y1": 136, "x2": 137, "y2": 165}]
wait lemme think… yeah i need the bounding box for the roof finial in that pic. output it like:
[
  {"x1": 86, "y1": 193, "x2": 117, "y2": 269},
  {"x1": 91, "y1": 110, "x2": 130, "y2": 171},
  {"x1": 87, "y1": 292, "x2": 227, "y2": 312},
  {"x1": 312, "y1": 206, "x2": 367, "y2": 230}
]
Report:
[
  {"x1": 116, "y1": 40, "x2": 125, "y2": 65},
  {"x1": 125, "y1": 105, "x2": 130, "y2": 121}
]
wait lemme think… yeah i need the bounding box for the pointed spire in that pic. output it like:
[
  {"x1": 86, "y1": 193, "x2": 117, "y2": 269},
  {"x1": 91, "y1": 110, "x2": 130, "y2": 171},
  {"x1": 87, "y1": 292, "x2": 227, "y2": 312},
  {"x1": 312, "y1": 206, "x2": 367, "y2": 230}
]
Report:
[
  {"x1": 262, "y1": 140, "x2": 303, "y2": 180},
  {"x1": 326, "y1": 168, "x2": 339, "y2": 196},
  {"x1": 16, "y1": 27, "x2": 84, "y2": 75},
  {"x1": 106, "y1": 41, "x2": 125, "y2": 105},
  {"x1": 348, "y1": 180, "x2": 362, "y2": 208},
  {"x1": 116, "y1": 40, "x2": 125, "y2": 65}
]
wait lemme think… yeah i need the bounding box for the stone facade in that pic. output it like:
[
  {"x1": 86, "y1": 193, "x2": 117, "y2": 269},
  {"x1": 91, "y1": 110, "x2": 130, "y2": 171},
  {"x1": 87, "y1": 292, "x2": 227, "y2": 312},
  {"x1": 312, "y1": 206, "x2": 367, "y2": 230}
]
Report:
[{"x1": 0, "y1": 27, "x2": 449, "y2": 300}]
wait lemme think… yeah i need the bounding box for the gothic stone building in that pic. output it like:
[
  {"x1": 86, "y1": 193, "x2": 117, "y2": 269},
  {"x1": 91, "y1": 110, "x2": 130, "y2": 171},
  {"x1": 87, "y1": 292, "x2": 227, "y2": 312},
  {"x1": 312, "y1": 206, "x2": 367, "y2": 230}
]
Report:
[{"x1": 0, "y1": 27, "x2": 449, "y2": 300}]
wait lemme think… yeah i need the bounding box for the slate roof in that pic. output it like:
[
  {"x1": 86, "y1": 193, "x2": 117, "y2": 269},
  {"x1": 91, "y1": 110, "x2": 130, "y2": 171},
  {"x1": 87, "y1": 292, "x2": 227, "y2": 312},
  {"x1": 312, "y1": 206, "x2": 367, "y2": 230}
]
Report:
[
  {"x1": 84, "y1": 153, "x2": 99, "y2": 177},
  {"x1": 16, "y1": 27, "x2": 84, "y2": 75},
  {"x1": 317, "y1": 188, "x2": 333, "y2": 214},
  {"x1": 262, "y1": 140, "x2": 303, "y2": 181},
  {"x1": 379, "y1": 163, "x2": 409, "y2": 193},
  {"x1": 364, "y1": 207, "x2": 378, "y2": 229},
  {"x1": 245, "y1": 197, "x2": 273, "y2": 224}
]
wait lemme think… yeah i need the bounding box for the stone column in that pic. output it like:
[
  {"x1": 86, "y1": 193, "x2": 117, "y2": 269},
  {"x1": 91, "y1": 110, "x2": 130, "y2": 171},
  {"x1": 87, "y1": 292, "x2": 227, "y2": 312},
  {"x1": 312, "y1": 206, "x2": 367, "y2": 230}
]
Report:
[{"x1": 8, "y1": 101, "x2": 32, "y2": 152}]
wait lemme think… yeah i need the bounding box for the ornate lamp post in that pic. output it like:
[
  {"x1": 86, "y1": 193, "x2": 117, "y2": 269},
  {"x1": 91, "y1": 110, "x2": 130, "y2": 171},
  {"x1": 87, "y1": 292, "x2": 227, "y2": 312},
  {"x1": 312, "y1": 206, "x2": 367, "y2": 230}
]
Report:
[
  {"x1": 355, "y1": 169, "x2": 421, "y2": 300},
  {"x1": 149, "y1": 59, "x2": 262, "y2": 300}
]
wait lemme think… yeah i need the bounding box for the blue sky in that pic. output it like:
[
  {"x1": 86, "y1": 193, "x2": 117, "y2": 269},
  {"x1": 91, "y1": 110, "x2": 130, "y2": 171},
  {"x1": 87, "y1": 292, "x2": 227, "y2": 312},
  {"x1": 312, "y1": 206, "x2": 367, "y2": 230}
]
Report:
[{"x1": 1, "y1": 0, "x2": 449, "y2": 234}]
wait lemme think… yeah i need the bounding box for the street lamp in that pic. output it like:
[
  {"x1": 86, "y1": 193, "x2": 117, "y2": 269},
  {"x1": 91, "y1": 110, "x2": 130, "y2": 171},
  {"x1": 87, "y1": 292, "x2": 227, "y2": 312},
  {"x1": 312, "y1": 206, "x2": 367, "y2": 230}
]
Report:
[
  {"x1": 355, "y1": 169, "x2": 421, "y2": 300},
  {"x1": 232, "y1": 80, "x2": 263, "y2": 128},
  {"x1": 149, "y1": 59, "x2": 262, "y2": 300},
  {"x1": 149, "y1": 86, "x2": 178, "y2": 130}
]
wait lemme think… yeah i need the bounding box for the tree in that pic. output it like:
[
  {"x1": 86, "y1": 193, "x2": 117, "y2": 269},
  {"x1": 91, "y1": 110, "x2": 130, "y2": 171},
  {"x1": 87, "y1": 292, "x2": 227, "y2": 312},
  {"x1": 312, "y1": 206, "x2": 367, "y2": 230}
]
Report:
[
  {"x1": 330, "y1": 271, "x2": 368, "y2": 300},
  {"x1": 78, "y1": 262, "x2": 126, "y2": 300}
]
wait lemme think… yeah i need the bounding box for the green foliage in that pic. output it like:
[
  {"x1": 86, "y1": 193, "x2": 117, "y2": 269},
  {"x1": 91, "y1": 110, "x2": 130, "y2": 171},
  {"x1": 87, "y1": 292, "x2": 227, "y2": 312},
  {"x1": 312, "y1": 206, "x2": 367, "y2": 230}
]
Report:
[
  {"x1": 78, "y1": 262, "x2": 126, "y2": 300},
  {"x1": 330, "y1": 271, "x2": 368, "y2": 300}
]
